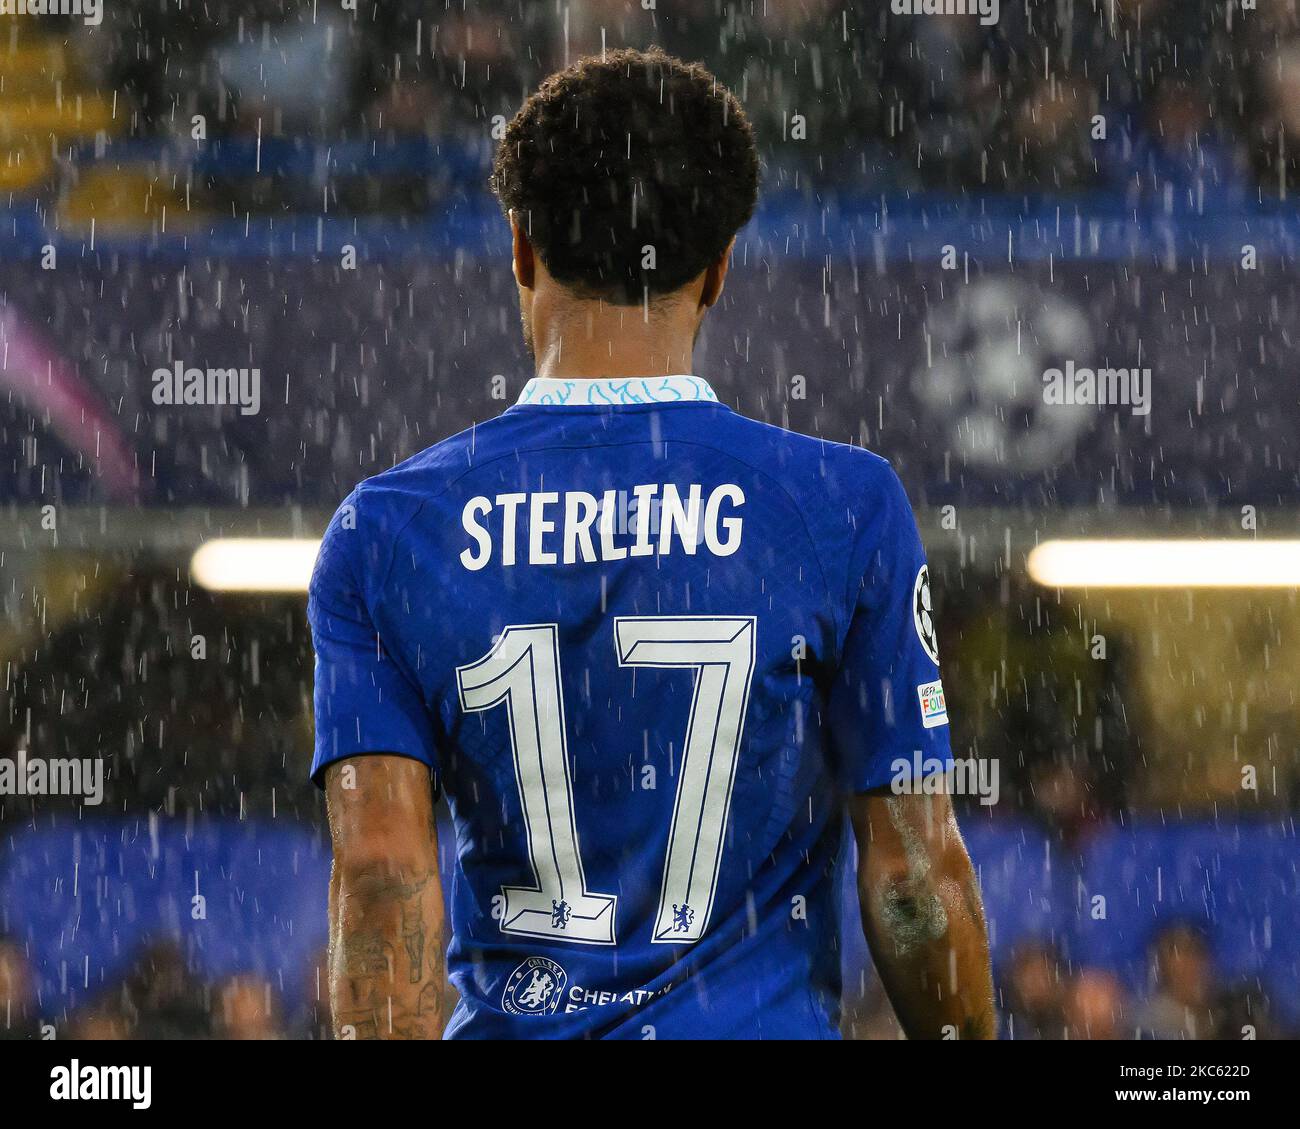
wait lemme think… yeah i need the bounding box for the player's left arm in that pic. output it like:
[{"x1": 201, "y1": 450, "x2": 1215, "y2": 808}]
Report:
[
  {"x1": 851, "y1": 787, "x2": 995, "y2": 1040},
  {"x1": 325, "y1": 754, "x2": 447, "y2": 1039},
  {"x1": 828, "y1": 461, "x2": 995, "y2": 1037}
]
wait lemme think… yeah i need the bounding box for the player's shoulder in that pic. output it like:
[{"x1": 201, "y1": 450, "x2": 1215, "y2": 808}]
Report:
[{"x1": 316, "y1": 416, "x2": 516, "y2": 585}]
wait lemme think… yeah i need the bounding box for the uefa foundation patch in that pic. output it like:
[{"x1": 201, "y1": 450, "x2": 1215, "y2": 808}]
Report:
[{"x1": 917, "y1": 680, "x2": 949, "y2": 728}]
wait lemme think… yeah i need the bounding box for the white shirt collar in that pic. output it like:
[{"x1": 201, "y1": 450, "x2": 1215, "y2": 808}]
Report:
[{"x1": 515, "y1": 375, "x2": 718, "y2": 408}]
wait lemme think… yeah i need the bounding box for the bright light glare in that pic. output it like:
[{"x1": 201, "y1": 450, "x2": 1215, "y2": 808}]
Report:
[
  {"x1": 1027, "y1": 540, "x2": 1300, "y2": 589},
  {"x1": 191, "y1": 538, "x2": 321, "y2": 592}
]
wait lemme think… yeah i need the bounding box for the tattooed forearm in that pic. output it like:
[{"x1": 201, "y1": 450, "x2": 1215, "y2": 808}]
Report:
[
  {"x1": 853, "y1": 792, "x2": 996, "y2": 1041},
  {"x1": 330, "y1": 864, "x2": 448, "y2": 1039},
  {"x1": 874, "y1": 797, "x2": 950, "y2": 956},
  {"x1": 402, "y1": 903, "x2": 427, "y2": 983},
  {"x1": 325, "y1": 757, "x2": 449, "y2": 1041}
]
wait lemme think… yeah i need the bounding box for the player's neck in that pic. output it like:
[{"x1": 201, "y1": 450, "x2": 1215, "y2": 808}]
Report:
[
  {"x1": 533, "y1": 349, "x2": 696, "y2": 381},
  {"x1": 530, "y1": 299, "x2": 699, "y2": 381}
]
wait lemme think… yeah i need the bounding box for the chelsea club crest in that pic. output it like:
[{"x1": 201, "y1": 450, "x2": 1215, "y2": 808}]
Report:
[{"x1": 502, "y1": 956, "x2": 568, "y2": 1016}]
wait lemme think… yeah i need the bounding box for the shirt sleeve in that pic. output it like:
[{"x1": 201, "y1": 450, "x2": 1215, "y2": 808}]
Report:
[
  {"x1": 827, "y1": 464, "x2": 953, "y2": 794},
  {"x1": 308, "y1": 491, "x2": 438, "y2": 789}
]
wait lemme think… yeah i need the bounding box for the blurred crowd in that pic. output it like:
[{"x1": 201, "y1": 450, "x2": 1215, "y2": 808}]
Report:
[
  {"x1": 6, "y1": 0, "x2": 1300, "y2": 215},
  {"x1": 3, "y1": 919, "x2": 1289, "y2": 1041},
  {"x1": 846, "y1": 921, "x2": 1292, "y2": 1041},
  {"x1": 0, "y1": 936, "x2": 331, "y2": 1040}
]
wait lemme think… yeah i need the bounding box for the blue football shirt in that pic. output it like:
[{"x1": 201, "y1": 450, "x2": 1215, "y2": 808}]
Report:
[{"x1": 309, "y1": 374, "x2": 952, "y2": 1039}]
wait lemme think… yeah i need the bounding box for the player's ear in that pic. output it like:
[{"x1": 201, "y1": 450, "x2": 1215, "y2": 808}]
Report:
[
  {"x1": 699, "y1": 237, "x2": 735, "y2": 309},
  {"x1": 510, "y1": 210, "x2": 536, "y2": 291}
]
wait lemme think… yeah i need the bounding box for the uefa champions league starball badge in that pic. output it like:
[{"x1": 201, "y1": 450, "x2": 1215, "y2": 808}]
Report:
[{"x1": 913, "y1": 565, "x2": 940, "y2": 664}]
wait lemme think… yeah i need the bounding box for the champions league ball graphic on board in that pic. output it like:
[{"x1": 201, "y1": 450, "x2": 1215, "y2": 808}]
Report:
[{"x1": 911, "y1": 278, "x2": 1096, "y2": 474}]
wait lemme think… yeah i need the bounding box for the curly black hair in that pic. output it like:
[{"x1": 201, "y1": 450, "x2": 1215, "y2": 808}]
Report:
[{"x1": 492, "y1": 47, "x2": 759, "y2": 305}]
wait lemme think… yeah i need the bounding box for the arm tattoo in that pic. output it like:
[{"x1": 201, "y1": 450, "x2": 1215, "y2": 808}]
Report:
[
  {"x1": 877, "y1": 797, "x2": 949, "y2": 956},
  {"x1": 331, "y1": 865, "x2": 448, "y2": 1039}
]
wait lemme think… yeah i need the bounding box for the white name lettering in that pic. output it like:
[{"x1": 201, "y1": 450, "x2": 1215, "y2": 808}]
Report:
[{"x1": 460, "y1": 484, "x2": 744, "y2": 570}]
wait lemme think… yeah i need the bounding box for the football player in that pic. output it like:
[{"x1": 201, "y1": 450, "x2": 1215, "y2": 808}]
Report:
[{"x1": 313, "y1": 47, "x2": 993, "y2": 1040}]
